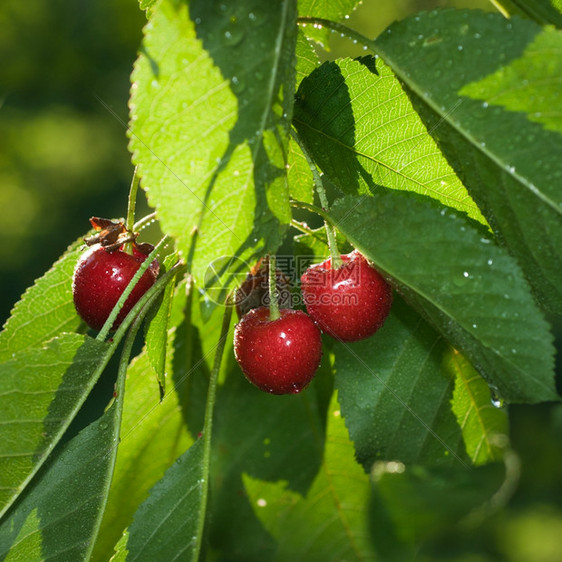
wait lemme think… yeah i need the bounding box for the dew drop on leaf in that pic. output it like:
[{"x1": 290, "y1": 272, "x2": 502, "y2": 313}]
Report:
[
  {"x1": 248, "y1": 9, "x2": 266, "y2": 26},
  {"x1": 490, "y1": 386, "x2": 506, "y2": 408},
  {"x1": 223, "y1": 26, "x2": 244, "y2": 47},
  {"x1": 230, "y1": 75, "x2": 245, "y2": 94}
]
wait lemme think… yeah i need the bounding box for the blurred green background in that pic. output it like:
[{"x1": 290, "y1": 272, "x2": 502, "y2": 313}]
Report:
[{"x1": 1, "y1": 1, "x2": 561, "y2": 559}]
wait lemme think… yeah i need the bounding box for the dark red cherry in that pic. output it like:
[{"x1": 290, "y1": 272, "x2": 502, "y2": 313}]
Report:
[
  {"x1": 301, "y1": 250, "x2": 392, "y2": 342},
  {"x1": 233, "y1": 307, "x2": 322, "y2": 394},
  {"x1": 72, "y1": 245, "x2": 159, "y2": 331}
]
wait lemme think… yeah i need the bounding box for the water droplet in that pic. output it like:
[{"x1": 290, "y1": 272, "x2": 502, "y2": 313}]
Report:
[
  {"x1": 257, "y1": 498, "x2": 267, "y2": 507},
  {"x1": 482, "y1": 101, "x2": 489, "y2": 108},
  {"x1": 230, "y1": 75, "x2": 245, "y2": 94},
  {"x1": 472, "y1": 323, "x2": 478, "y2": 329},
  {"x1": 213, "y1": 2, "x2": 230, "y2": 16},
  {"x1": 457, "y1": 44, "x2": 464, "y2": 51},
  {"x1": 99, "y1": 421, "x2": 108, "y2": 430},
  {"x1": 223, "y1": 26, "x2": 244, "y2": 46},
  {"x1": 463, "y1": 271, "x2": 470, "y2": 278},
  {"x1": 248, "y1": 9, "x2": 267, "y2": 26},
  {"x1": 487, "y1": 258, "x2": 493, "y2": 265},
  {"x1": 490, "y1": 387, "x2": 505, "y2": 408}
]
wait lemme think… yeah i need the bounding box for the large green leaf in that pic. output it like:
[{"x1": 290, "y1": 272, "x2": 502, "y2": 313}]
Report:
[
  {"x1": 447, "y1": 349, "x2": 509, "y2": 466},
  {"x1": 208, "y1": 358, "x2": 328, "y2": 560},
  {"x1": 328, "y1": 192, "x2": 557, "y2": 404},
  {"x1": 0, "y1": 393, "x2": 123, "y2": 561},
  {"x1": 111, "y1": 439, "x2": 206, "y2": 562},
  {"x1": 0, "y1": 240, "x2": 83, "y2": 362},
  {"x1": 0, "y1": 333, "x2": 109, "y2": 519},
  {"x1": 293, "y1": 56, "x2": 484, "y2": 221},
  {"x1": 129, "y1": 0, "x2": 297, "y2": 288},
  {"x1": 334, "y1": 297, "x2": 468, "y2": 469},
  {"x1": 91, "y1": 351, "x2": 193, "y2": 562},
  {"x1": 374, "y1": 9, "x2": 562, "y2": 313},
  {"x1": 111, "y1": 288, "x2": 234, "y2": 561},
  {"x1": 243, "y1": 392, "x2": 376, "y2": 561},
  {"x1": 93, "y1": 281, "x2": 206, "y2": 561}
]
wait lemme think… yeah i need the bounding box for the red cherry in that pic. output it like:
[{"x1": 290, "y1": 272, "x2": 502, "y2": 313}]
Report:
[
  {"x1": 300, "y1": 250, "x2": 392, "y2": 342},
  {"x1": 234, "y1": 307, "x2": 323, "y2": 394},
  {"x1": 72, "y1": 245, "x2": 159, "y2": 331}
]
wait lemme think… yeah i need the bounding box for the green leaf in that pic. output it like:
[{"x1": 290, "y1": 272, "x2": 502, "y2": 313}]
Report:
[
  {"x1": 93, "y1": 278, "x2": 210, "y2": 561},
  {"x1": 369, "y1": 461, "x2": 506, "y2": 560},
  {"x1": 334, "y1": 296, "x2": 467, "y2": 469},
  {"x1": 374, "y1": 10, "x2": 562, "y2": 313},
  {"x1": 208, "y1": 362, "x2": 327, "y2": 560},
  {"x1": 243, "y1": 392, "x2": 376, "y2": 561},
  {"x1": 111, "y1": 287, "x2": 234, "y2": 561},
  {"x1": 130, "y1": 0, "x2": 297, "y2": 288},
  {"x1": 0, "y1": 399, "x2": 123, "y2": 561},
  {"x1": 112, "y1": 438, "x2": 205, "y2": 562},
  {"x1": 0, "y1": 240, "x2": 83, "y2": 362},
  {"x1": 0, "y1": 333, "x2": 110, "y2": 518},
  {"x1": 447, "y1": 349, "x2": 509, "y2": 466},
  {"x1": 493, "y1": 0, "x2": 562, "y2": 27},
  {"x1": 293, "y1": 56, "x2": 485, "y2": 222},
  {"x1": 144, "y1": 255, "x2": 179, "y2": 393},
  {"x1": 138, "y1": 0, "x2": 157, "y2": 14},
  {"x1": 91, "y1": 351, "x2": 193, "y2": 562},
  {"x1": 460, "y1": 27, "x2": 562, "y2": 134},
  {"x1": 285, "y1": 30, "x2": 320, "y2": 205},
  {"x1": 295, "y1": 29, "x2": 319, "y2": 88},
  {"x1": 327, "y1": 192, "x2": 557, "y2": 404},
  {"x1": 297, "y1": 0, "x2": 361, "y2": 47}
]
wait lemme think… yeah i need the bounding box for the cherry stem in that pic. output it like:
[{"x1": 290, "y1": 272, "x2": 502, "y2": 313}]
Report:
[
  {"x1": 124, "y1": 166, "x2": 141, "y2": 255},
  {"x1": 268, "y1": 254, "x2": 281, "y2": 322},
  {"x1": 194, "y1": 294, "x2": 233, "y2": 559},
  {"x1": 297, "y1": 17, "x2": 378, "y2": 54},
  {"x1": 133, "y1": 211, "x2": 157, "y2": 233},
  {"x1": 290, "y1": 129, "x2": 342, "y2": 269}
]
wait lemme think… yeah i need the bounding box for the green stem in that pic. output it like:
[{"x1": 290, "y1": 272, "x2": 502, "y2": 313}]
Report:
[
  {"x1": 194, "y1": 296, "x2": 233, "y2": 560},
  {"x1": 133, "y1": 211, "x2": 157, "y2": 233},
  {"x1": 124, "y1": 167, "x2": 141, "y2": 255},
  {"x1": 290, "y1": 129, "x2": 342, "y2": 268},
  {"x1": 126, "y1": 166, "x2": 141, "y2": 233},
  {"x1": 290, "y1": 199, "x2": 327, "y2": 218},
  {"x1": 297, "y1": 17, "x2": 378, "y2": 54},
  {"x1": 268, "y1": 254, "x2": 281, "y2": 322}
]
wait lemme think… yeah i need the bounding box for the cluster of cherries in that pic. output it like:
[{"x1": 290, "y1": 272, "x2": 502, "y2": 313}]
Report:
[
  {"x1": 233, "y1": 250, "x2": 393, "y2": 395},
  {"x1": 72, "y1": 218, "x2": 393, "y2": 396}
]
